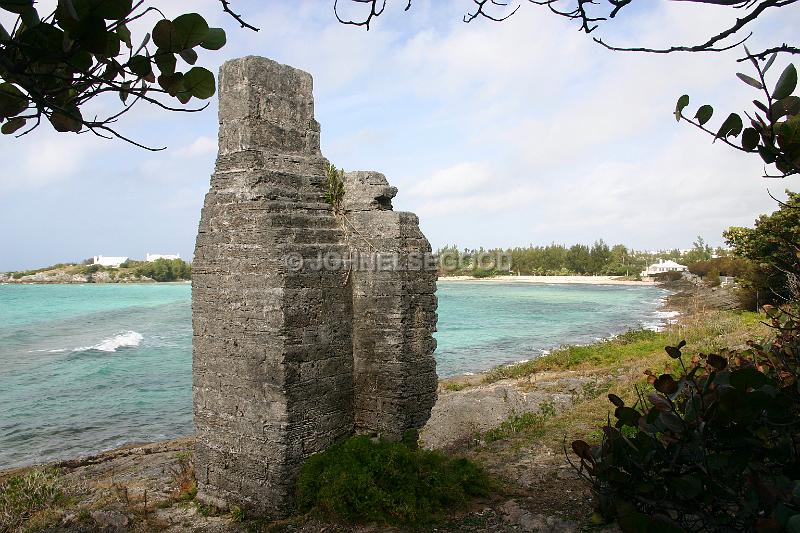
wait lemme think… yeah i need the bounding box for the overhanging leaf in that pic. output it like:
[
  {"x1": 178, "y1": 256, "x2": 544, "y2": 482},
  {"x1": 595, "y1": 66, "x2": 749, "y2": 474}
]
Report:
[
  {"x1": 774, "y1": 64, "x2": 798, "y2": 101},
  {"x1": 152, "y1": 19, "x2": 177, "y2": 51},
  {"x1": 715, "y1": 113, "x2": 744, "y2": 140},
  {"x1": 0, "y1": 0, "x2": 33, "y2": 14},
  {"x1": 173, "y1": 13, "x2": 208, "y2": 50},
  {"x1": 200, "y1": 27, "x2": 226, "y2": 50},
  {"x1": 695, "y1": 105, "x2": 713, "y2": 126},
  {"x1": 183, "y1": 66, "x2": 215, "y2": 99},
  {"x1": 0, "y1": 83, "x2": 27, "y2": 118},
  {"x1": 675, "y1": 94, "x2": 689, "y2": 122},
  {"x1": 737, "y1": 73, "x2": 763, "y2": 90},
  {"x1": 742, "y1": 128, "x2": 760, "y2": 151},
  {"x1": 1, "y1": 117, "x2": 26, "y2": 134}
]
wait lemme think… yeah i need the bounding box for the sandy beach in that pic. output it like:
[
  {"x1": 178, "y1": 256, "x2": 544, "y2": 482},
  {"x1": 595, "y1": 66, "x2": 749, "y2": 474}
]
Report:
[{"x1": 438, "y1": 275, "x2": 658, "y2": 286}]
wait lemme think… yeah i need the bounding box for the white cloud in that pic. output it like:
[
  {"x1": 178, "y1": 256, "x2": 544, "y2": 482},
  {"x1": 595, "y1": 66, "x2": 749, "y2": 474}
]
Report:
[
  {"x1": 175, "y1": 136, "x2": 217, "y2": 158},
  {"x1": 410, "y1": 162, "x2": 493, "y2": 197}
]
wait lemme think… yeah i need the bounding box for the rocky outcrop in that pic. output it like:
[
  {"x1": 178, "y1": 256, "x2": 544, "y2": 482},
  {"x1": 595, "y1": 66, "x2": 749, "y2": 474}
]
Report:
[{"x1": 192, "y1": 57, "x2": 437, "y2": 518}]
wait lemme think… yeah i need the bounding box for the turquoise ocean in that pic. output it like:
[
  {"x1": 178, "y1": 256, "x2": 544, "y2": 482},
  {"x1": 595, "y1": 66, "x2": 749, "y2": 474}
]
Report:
[{"x1": 0, "y1": 281, "x2": 668, "y2": 468}]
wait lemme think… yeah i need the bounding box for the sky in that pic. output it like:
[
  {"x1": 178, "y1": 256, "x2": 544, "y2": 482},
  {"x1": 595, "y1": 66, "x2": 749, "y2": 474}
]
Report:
[{"x1": 1, "y1": 0, "x2": 799, "y2": 271}]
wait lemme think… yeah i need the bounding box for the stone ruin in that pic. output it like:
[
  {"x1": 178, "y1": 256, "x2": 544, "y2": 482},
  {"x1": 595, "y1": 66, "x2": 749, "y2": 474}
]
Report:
[{"x1": 192, "y1": 56, "x2": 438, "y2": 518}]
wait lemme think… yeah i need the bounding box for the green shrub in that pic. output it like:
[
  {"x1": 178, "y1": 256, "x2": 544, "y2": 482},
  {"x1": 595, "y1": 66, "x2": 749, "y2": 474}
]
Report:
[
  {"x1": 571, "y1": 305, "x2": 800, "y2": 532},
  {"x1": 705, "y1": 267, "x2": 721, "y2": 287},
  {"x1": 471, "y1": 268, "x2": 497, "y2": 278},
  {"x1": 296, "y1": 433, "x2": 490, "y2": 526},
  {"x1": 0, "y1": 468, "x2": 64, "y2": 532},
  {"x1": 133, "y1": 258, "x2": 191, "y2": 282},
  {"x1": 484, "y1": 400, "x2": 556, "y2": 443}
]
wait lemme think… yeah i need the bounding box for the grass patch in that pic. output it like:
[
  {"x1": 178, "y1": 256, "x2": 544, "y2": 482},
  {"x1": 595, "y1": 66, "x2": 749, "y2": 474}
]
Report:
[
  {"x1": 0, "y1": 468, "x2": 64, "y2": 532},
  {"x1": 484, "y1": 400, "x2": 556, "y2": 443},
  {"x1": 296, "y1": 433, "x2": 491, "y2": 526},
  {"x1": 482, "y1": 312, "x2": 768, "y2": 384},
  {"x1": 443, "y1": 382, "x2": 468, "y2": 392}
]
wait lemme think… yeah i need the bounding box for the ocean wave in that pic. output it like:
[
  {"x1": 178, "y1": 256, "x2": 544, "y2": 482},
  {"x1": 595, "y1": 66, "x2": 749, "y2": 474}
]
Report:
[{"x1": 83, "y1": 331, "x2": 143, "y2": 352}]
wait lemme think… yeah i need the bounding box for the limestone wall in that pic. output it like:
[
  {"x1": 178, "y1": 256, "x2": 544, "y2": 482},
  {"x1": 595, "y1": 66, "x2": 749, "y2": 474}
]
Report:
[
  {"x1": 193, "y1": 56, "x2": 437, "y2": 518},
  {"x1": 344, "y1": 171, "x2": 438, "y2": 439}
]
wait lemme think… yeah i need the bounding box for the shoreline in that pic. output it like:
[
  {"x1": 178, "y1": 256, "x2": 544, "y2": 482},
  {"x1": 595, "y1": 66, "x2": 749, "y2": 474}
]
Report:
[
  {"x1": 439, "y1": 274, "x2": 658, "y2": 286},
  {"x1": 439, "y1": 281, "x2": 676, "y2": 385}
]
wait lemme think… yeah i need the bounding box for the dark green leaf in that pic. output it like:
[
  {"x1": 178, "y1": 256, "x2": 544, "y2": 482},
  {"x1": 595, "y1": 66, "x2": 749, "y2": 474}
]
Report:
[
  {"x1": 158, "y1": 73, "x2": 184, "y2": 97},
  {"x1": 665, "y1": 345, "x2": 682, "y2": 359},
  {"x1": 716, "y1": 113, "x2": 744, "y2": 140},
  {"x1": 173, "y1": 13, "x2": 208, "y2": 50},
  {"x1": 74, "y1": 15, "x2": 108, "y2": 54},
  {"x1": 49, "y1": 110, "x2": 82, "y2": 132},
  {"x1": 764, "y1": 53, "x2": 778, "y2": 74},
  {"x1": 742, "y1": 128, "x2": 760, "y2": 151},
  {"x1": 706, "y1": 353, "x2": 729, "y2": 371},
  {"x1": 1, "y1": 117, "x2": 26, "y2": 134},
  {"x1": 128, "y1": 55, "x2": 151, "y2": 77},
  {"x1": 675, "y1": 94, "x2": 689, "y2": 121},
  {"x1": 778, "y1": 115, "x2": 800, "y2": 150},
  {"x1": 20, "y1": 6, "x2": 39, "y2": 27},
  {"x1": 730, "y1": 367, "x2": 770, "y2": 391},
  {"x1": 92, "y1": 0, "x2": 132, "y2": 20},
  {"x1": 759, "y1": 145, "x2": 778, "y2": 164},
  {"x1": 0, "y1": 83, "x2": 27, "y2": 118},
  {"x1": 773, "y1": 64, "x2": 798, "y2": 100},
  {"x1": 654, "y1": 374, "x2": 678, "y2": 394},
  {"x1": 183, "y1": 66, "x2": 215, "y2": 99},
  {"x1": 615, "y1": 406, "x2": 640, "y2": 427},
  {"x1": 695, "y1": 105, "x2": 713, "y2": 126},
  {"x1": 152, "y1": 19, "x2": 177, "y2": 51},
  {"x1": 154, "y1": 48, "x2": 176, "y2": 76},
  {"x1": 737, "y1": 73, "x2": 763, "y2": 90},
  {"x1": 774, "y1": 96, "x2": 800, "y2": 120},
  {"x1": 753, "y1": 100, "x2": 769, "y2": 115},
  {"x1": 179, "y1": 48, "x2": 198, "y2": 65},
  {"x1": 117, "y1": 23, "x2": 131, "y2": 48},
  {"x1": 0, "y1": 0, "x2": 33, "y2": 14},
  {"x1": 200, "y1": 27, "x2": 226, "y2": 50},
  {"x1": 608, "y1": 394, "x2": 624, "y2": 408}
]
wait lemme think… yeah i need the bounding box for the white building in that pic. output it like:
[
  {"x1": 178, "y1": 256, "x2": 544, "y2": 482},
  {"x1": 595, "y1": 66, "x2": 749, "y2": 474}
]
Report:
[
  {"x1": 641, "y1": 259, "x2": 688, "y2": 278},
  {"x1": 92, "y1": 255, "x2": 128, "y2": 268},
  {"x1": 146, "y1": 253, "x2": 181, "y2": 262}
]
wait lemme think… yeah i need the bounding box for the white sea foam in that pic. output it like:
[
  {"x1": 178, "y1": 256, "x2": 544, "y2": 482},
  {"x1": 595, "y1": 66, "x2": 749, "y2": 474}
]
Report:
[{"x1": 77, "y1": 331, "x2": 144, "y2": 353}]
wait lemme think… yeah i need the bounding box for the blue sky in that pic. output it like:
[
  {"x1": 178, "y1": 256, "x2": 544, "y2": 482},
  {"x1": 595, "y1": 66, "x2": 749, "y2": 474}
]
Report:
[{"x1": 1, "y1": 0, "x2": 799, "y2": 271}]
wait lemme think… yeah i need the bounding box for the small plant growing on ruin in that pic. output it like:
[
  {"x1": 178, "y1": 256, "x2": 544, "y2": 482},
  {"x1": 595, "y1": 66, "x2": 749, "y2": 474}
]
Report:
[
  {"x1": 570, "y1": 305, "x2": 800, "y2": 531},
  {"x1": 324, "y1": 162, "x2": 346, "y2": 215},
  {"x1": 296, "y1": 433, "x2": 490, "y2": 526}
]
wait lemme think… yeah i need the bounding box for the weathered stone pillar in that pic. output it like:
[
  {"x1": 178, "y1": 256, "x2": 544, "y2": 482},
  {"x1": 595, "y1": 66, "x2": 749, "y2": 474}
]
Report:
[
  {"x1": 193, "y1": 56, "x2": 438, "y2": 518},
  {"x1": 192, "y1": 57, "x2": 354, "y2": 517},
  {"x1": 343, "y1": 171, "x2": 438, "y2": 439}
]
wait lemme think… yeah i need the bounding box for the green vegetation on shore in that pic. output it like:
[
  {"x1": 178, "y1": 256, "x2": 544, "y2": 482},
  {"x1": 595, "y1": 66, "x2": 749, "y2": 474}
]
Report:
[
  {"x1": 437, "y1": 236, "x2": 721, "y2": 278},
  {"x1": 296, "y1": 433, "x2": 490, "y2": 526},
  {"x1": 4, "y1": 258, "x2": 191, "y2": 283}
]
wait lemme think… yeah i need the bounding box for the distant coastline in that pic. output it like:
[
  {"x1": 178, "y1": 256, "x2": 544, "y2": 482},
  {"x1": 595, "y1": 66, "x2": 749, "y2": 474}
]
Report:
[
  {"x1": 438, "y1": 274, "x2": 659, "y2": 286},
  {"x1": 0, "y1": 258, "x2": 192, "y2": 285}
]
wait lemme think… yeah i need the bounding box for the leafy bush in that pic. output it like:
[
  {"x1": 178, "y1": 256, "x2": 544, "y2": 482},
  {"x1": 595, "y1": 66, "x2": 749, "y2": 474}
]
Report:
[
  {"x1": 571, "y1": 305, "x2": 800, "y2": 532},
  {"x1": 296, "y1": 433, "x2": 490, "y2": 526},
  {"x1": 705, "y1": 267, "x2": 721, "y2": 287},
  {"x1": 0, "y1": 468, "x2": 64, "y2": 532},
  {"x1": 132, "y1": 259, "x2": 192, "y2": 282}
]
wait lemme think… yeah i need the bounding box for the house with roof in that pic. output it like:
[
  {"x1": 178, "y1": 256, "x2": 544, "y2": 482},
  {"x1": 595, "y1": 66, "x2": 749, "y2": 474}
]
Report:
[
  {"x1": 641, "y1": 259, "x2": 688, "y2": 278},
  {"x1": 92, "y1": 255, "x2": 128, "y2": 268}
]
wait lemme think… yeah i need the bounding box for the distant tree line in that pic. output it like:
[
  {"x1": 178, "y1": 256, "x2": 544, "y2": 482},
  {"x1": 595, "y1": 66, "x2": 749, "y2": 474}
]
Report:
[
  {"x1": 120, "y1": 258, "x2": 191, "y2": 282},
  {"x1": 437, "y1": 237, "x2": 723, "y2": 278}
]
